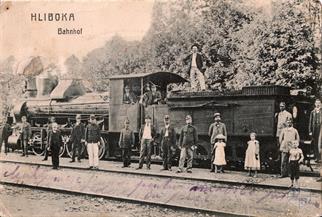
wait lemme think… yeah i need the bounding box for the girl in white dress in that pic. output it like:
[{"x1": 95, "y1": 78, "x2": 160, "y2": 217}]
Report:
[
  {"x1": 212, "y1": 134, "x2": 226, "y2": 173},
  {"x1": 244, "y1": 132, "x2": 260, "y2": 177}
]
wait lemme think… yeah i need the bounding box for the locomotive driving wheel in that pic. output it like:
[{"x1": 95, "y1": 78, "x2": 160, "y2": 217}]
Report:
[
  {"x1": 98, "y1": 137, "x2": 106, "y2": 160},
  {"x1": 59, "y1": 134, "x2": 68, "y2": 157},
  {"x1": 31, "y1": 132, "x2": 45, "y2": 156}
]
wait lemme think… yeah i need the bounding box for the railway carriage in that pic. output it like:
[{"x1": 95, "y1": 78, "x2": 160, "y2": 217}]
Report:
[{"x1": 6, "y1": 71, "x2": 313, "y2": 171}]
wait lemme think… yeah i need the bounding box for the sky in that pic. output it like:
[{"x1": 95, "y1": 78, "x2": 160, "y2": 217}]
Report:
[{"x1": 0, "y1": 0, "x2": 154, "y2": 65}]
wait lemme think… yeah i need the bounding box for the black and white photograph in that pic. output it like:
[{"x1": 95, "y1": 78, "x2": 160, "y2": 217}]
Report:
[{"x1": 0, "y1": 0, "x2": 321, "y2": 216}]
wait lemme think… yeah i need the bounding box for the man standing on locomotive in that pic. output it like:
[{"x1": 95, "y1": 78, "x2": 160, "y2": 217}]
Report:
[
  {"x1": 160, "y1": 115, "x2": 177, "y2": 171},
  {"x1": 279, "y1": 118, "x2": 300, "y2": 178},
  {"x1": 136, "y1": 115, "x2": 156, "y2": 170},
  {"x1": 20, "y1": 116, "x2": 31, "y2": 157},
  {"x1": 70, "y1": 114, "x2": 85, "y2": 163},
  {"x1": 208, "y1": 112, "x2": 227, "y2": 172},
  {"x1": 177, "y1": 115, "x2": 198, "y2": 173},
  {"x1": 85, "y1": 115, "x2": 101, "y2": 170},
  {"x1": 183, "y1": 44, "x2": 209, "y2": 91},
  {"x1": 43, "y1": 116, "x2": 57, "y2": 161},
  {"x1": 309, "y1": 99, "x2": 322, "y2": 163}
]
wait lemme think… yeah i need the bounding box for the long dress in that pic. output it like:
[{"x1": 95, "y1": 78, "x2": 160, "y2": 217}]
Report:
[
  {"x1": 213, "y1": 142, "x2": 226, "y2": 166},
  {"x1": 244, "y1": 140, "x2": 260, "y2": 170}
]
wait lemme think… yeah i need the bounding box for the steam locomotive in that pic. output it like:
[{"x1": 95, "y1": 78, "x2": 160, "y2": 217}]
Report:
[{"x1": 7, "y1": 71, "x2": 314, "y2": 170}]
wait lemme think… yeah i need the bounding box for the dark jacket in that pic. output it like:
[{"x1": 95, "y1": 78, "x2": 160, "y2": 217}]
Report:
[
  {"x1": 85, "y1": 123, "x2": 101, "y2": 143},
  {"x1": 160, "y1": 125, "x2": 176, "y2": 148},
  {"x1": 70, "y1": 122, "x2": 85, "y2": 144},
  {"x1": 118, "y1": 128, "x2": 135, "y2": 148},
  {"x1": 179, "y1": 124, "x2": 198, "y2": 147},
  {"x1": 183, "y1": 53, "x2": 209, "y2": 74},
  {"x1": 0, "y1": 123, "x2": 11, "y2": 144},
  {"x1": 49, "y1": 131, "x2": 63, "y2": 149},
  {"x1": 208, "y1": 122, "x2": 227, "y2": 144},
  {"x1": 139, "y1": 124, "x2": 156, "y2": 141},
  {"x1": 309, "y1": 109, "x2": 322, "y2": 135},
  {"x1": 123, "y1": 92, "x2": 136, "y2": 104}
]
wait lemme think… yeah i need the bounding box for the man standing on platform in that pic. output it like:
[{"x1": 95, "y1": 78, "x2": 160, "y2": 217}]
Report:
[
  {"x1": 177, "y1": 115, "x2": 198, "y2": 173},
  {"x1": 276, "y1": 102, "x2": 292, "y2": 147},
  {"x1": 136, "y1": 115, "x2": 156, "y2": 170},
  {"x1": 70, "y1": 114, "x2": 85, "y2": 163},
  {"x1": 208, "y1": 112, "x2": 227, "y2": 172},
  {"x1": 309, "y1": 99, "x2": 322, "y2": 162},
  {"x1": 85, "y1": 115, "x2": 101, "y2": 170},
  {"x1": 160, "y1": 115, "x2": 176, "y2": 171},
  {"x1": 20, "y1": 116, "x2": 31, "y2": 157},
  {"x1": 279, "y1": 118, "x2": 300, "y2": 178},
  {"x1": 43, "y1": 116, "x2": 56, "y2": 161},
  {"x1": 118, "y1": 119, "x2": 135, "y2": 168},
  {"x1": 183, "y1": 44, "x2": 209, "y2": 91}
]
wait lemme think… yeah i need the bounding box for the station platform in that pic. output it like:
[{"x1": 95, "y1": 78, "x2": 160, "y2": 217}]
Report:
[{"x1": 0, "y1": 153, "x2": 321, "y2": 192}]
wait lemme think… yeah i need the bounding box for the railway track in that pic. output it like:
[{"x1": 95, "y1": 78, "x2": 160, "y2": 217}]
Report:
[{"x1": 0, "y1": 155, "x2": 321, "y2": 217}]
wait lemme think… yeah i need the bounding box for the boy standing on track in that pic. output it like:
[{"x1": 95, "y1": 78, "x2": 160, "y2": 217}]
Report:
[
  {"x1": 70, "y1": 114, "x2": 85, "y2": 163},
  {"x1": 160, "y1": 115, "x2": 176, "y2": 171},
  {"x1": 85, "y1": 115, "x2": 101, "y2": 170},
  {"x1": 288, "y1": 141, "x2": 304, "y2": 188},
  {"x1": 208, "y1": 112, "x2": 227, "y2": 172},
  {"x1": 118, "y1": 119, "x2": 135, "y2": 168},
  {"x1": 48, "y1": 123, "x2": 62, "y2": 169},
  {"x1": 177, "y1": 115, "x2": 198, "y2": 173}
]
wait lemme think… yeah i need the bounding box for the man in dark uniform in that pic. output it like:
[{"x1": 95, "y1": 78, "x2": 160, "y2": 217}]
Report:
[
  {"x1": 43, "y1": 116, "x2": 56, "y2": 161},
  {"x1": 118, "y1": 119, "x2": 135, "y2": 167},
  {"x1": 20, "y1": 116, "x2": 31, "y2": 157},
  {"x1": 150, "y1": 84, "x2": 162, "y2": 105},
  {"x1": 123, "y1": 86, "x2": 136, "y2": 104},
  {"x1": 160, "y1": 115, "x2": 176, "y2": 171},
  {"x1": 48, "y1": 123, "x2": 63, "y2": 169},
  {"x1": 136, "y1": 115, "x2": 156, "y2": 170},
  {"x1": 309, "y1": 99, "x2": 322, "y2": 162},
  {"x1": 208, "y1": 112, "x2": 227, "y2": 172},
  {"x1": 0, "y1": 118, "x2": 11, "y2": 155},
  {"x1": 70, "y1": 114, "x2": 85, "y2": 163},
  {"x1": 177, "y1": 115, "x2": 198, "y2": 173},
  {"x1": 140, "y1": 83, "x2": 153, "y2": 107}
]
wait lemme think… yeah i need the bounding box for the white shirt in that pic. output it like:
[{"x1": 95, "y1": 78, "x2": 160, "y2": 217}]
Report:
[
  {"x1": 142, "y1": 123, "x2": 152, "y2": 140},
  {"x1": 191, "y1": 53, "x2": 197, "y2": 67},
  {"x1": 276, "y1": 110, "x2": 292, "y2": 137},
  {"x1": 165, "y1": 124, "x2": 170, "y2": 137}
]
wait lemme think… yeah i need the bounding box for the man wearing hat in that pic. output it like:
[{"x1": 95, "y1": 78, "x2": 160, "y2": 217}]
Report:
[
  {"x1": 20, "y1": 115, "x2": 31, "y2": 157},
  {"x1": 183, "y1": 44, "x2": 209, "y2": 91},
  {"x1": 279, "y1": 118, "x2": 300, "y2": 178},
  {"x1": 140, "y1": 83, "x2": 153, "y2": 107},
  {"x1": 151, "y1": 84, "x2": 162, "y2": 105},
  {"x1": 0, "y1": 117, "x2": 11, "y2": 155},
  {"x1": 177, "y1": 115, "x2": 198, "y2": 173},
  {"x1": 275, "y1": 102, "x2": 292, "y2": 147},
  {"x1": 118, "y1": 119, "x2": 135, "y2": 168},
  {"x1": 43, "y1": 116, "x2": 57, "y2": 161},
  {"x1": 123, "y1": 86, "x2": 136, "y2": 104},
  {"x1": 160, "y1": 115, "x2": 177, "y2": 171},
  {"x1": 137, "y1": 115, "x2": 156, "y2": 170},
  {"x1": 208, "y1": 112, "x2": 227, "y2": 172},
  {"x1": 85, "y1": 114, "x2": 101, "y2": 169},
  {"x1": 309, "y1": 99, "x2": 322, "y2": 162},
  {"x1": 70, "y1": 114, "x2": 85, "y2": 163}
]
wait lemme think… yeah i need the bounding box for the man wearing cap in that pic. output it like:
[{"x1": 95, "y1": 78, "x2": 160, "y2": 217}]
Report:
[
  {"x1": 177, "y1": 115, "x2": 198, "y2": 173},
  {"x1": 85, "y1": 115, "x2": 101, "y2": 169},
  {"x1": 309, "y1": 99, "x2": 322, "y2": 162},
  {"x1": 208, "y1": 112, "x2": 227, "y2": 172},
  {"x1": 123, "y1": 86, "x2": 136, "y2": 104},
  {"x1": 160, "y1": 115, "x2": 177, "y2": 171},
  {"x1": 0, "y1": 117, "x2": 11, "y2": 155},
  {"x1": 151, "y1": 84, "x2": 162, "y2": 105},
  {"x1": 137, "y1": 115, "x2": 156, "y2": 170},
  {"x1": 118, "y1": 119, "x2": 135, "y2": 168},
  {"x1": 70, "y1": 114, "x2": 85, "y2": 163},
  {"x1": 140, "y1": 83, "x2": 153, "y2": 107},
  {"x1": 20, "y1": 116, "x2": 31, "y2": 157},
  {"x1": 43, "y1": 116, "x2": 57, "y2": 161},
  {"x1": 279, "y1": 118, "x2": 300, "y2": 178},
  {"x1": 183, "y1": 44, "x2": 209, "y2": 91},
  {"x1": 275, "y1": 102, "x2": 292, "y2": 147}
]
